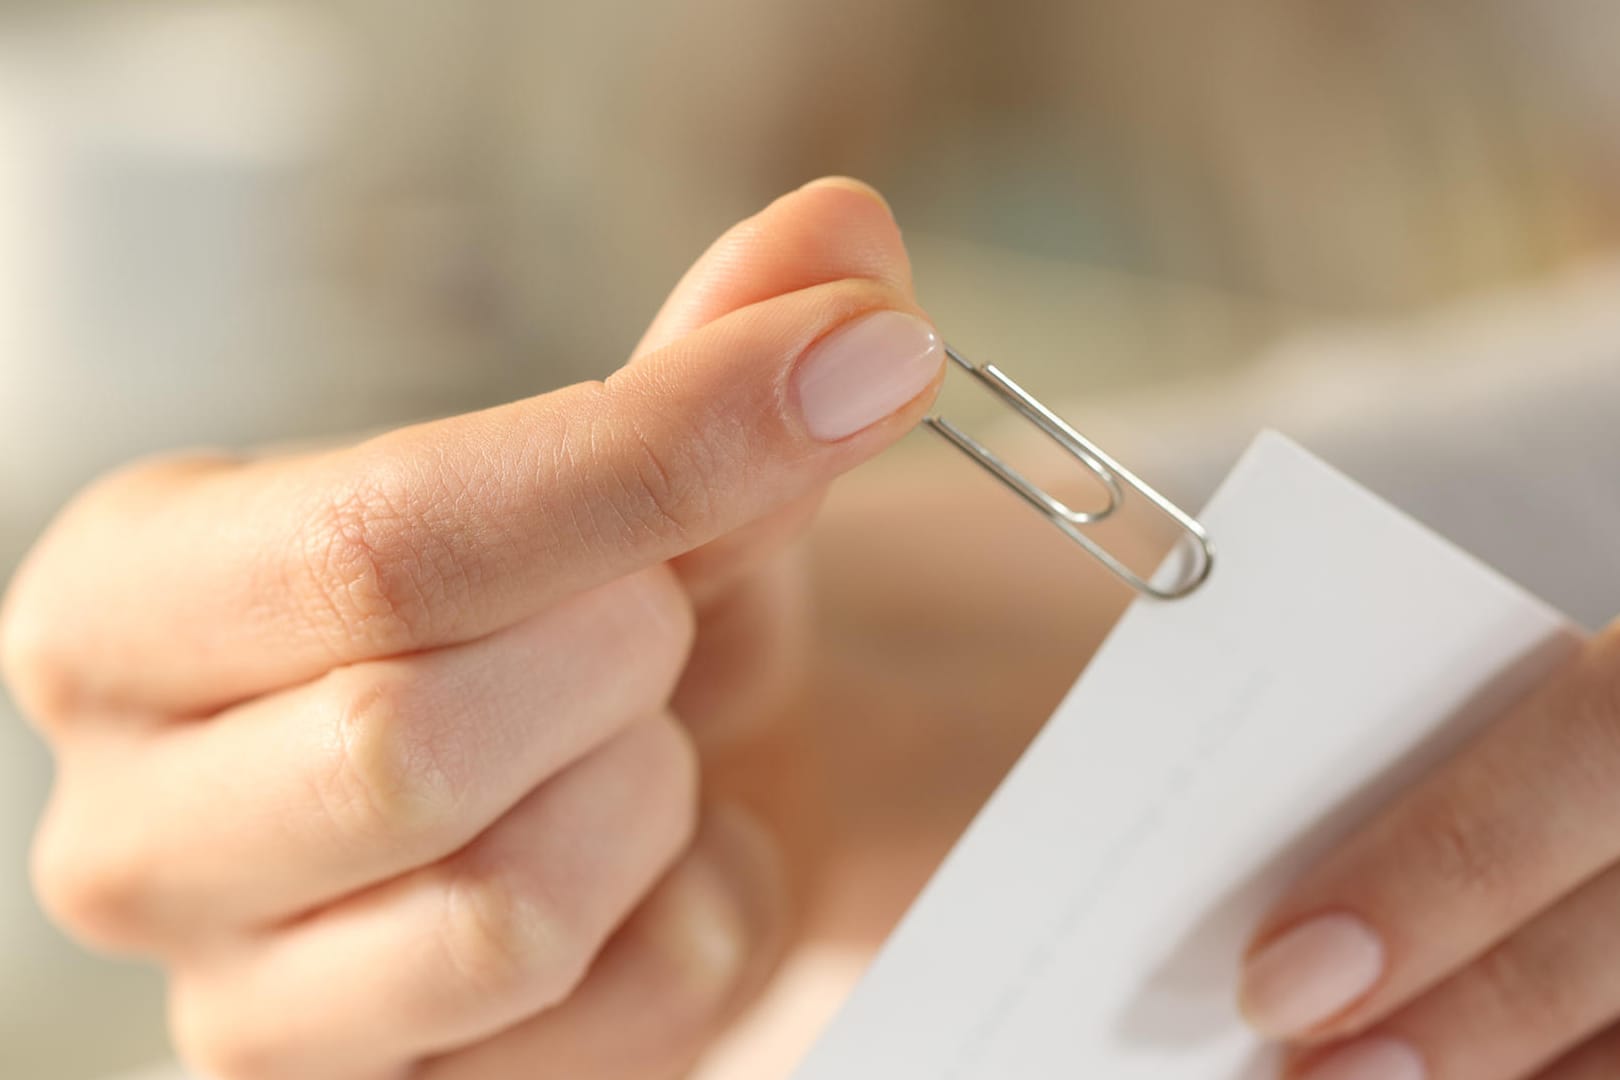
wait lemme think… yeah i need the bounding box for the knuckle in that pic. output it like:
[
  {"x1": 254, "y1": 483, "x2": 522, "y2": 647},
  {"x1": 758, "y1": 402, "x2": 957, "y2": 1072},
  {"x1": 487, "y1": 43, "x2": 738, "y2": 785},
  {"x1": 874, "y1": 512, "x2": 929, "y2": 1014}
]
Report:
[
  {"x1": 439, "y1": 863, "x2": 592, "y2": 1010},
  {"x1": 628, "y1": 714, "x2": 702, "y2": 847},
  {"x1": 2, "y1": 455, "x2": 236, "y2": 723},
  {"x1": 293, "y1": 467, "x2": 445, "y2": 655},
  {"x1": 170, "y1": 982, "x2": 278, "y2": 1080},
  {"x1": 431, "y1": 719, "x2": 702, "y2": 1015},
  {"x1": 31, "y1": 810, "x2": 151, "y2": 952},
  {"x1": 588, "y1": 386, "x2": 716, "y2": 548},
  {"x1": 0, "y1": 576, "x2": 75, "y2": 725},
  {"x1": 1408, "y1": 796, "x2": 1520, "y2": 908},
  {"x1": 1572, "y1": 627, "x2": 1620, "y2": 748},
  {"x1": 1471, "y1": 940, "x2": 1581, "y2": 1035},
  {"x1": 317, "y1": 668, "x2": 463, "y2": 856},
  {"x1": 658, "y1": 714, "x2": 702, "y2": 807},
  {"x1": 0, "y1": 510, "x2": 116, "y2": 724}
]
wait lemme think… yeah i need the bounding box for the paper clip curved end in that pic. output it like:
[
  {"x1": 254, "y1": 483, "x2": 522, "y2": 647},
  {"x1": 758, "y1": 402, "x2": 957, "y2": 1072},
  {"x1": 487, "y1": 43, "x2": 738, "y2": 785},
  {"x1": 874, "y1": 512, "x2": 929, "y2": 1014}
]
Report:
[
  {"x1": 927, "y1": 345, "x2": 1216, "y2": 602},
  {"x1": 1140, "y1": 526, "x2": 1215, "y2": 602}
]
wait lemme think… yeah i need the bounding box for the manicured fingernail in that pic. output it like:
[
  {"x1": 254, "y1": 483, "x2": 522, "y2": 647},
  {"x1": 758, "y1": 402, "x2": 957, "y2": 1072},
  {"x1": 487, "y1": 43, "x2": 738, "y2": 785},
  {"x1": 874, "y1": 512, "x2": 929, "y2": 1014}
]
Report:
[
  {"x1": 1296, "y1": 1037, "x2": 1425, "y2": 1080},
  {"x1": 1240, "y1": 913, "x2": 1385, "y2": 1036},
  {"x1": 794, "y1": 310, "x2": 944, "y2": 441},
  {"x1": 650, "y1": 847, "x2": 748, "y2": 996}
]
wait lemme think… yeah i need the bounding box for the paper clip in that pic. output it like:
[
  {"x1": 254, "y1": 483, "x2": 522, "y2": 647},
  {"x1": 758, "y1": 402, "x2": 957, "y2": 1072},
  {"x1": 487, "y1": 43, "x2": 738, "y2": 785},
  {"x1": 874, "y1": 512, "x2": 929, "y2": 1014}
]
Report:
[{"x1": 925, "y1": 345, "x2": 1214, "y2": 600}]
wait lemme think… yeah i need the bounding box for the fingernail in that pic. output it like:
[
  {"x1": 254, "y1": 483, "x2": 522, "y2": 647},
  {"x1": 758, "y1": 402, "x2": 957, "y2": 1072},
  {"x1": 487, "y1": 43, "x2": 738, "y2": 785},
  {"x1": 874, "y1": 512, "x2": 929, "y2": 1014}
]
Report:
[
  {"x1": 1240, "y1": 913, "x2": 1385, "y2": 1036},
  {"x1": 649, "y1": 804, "x2": 788, "y2": 1001},
  {"x1": 1296, "y1": 1037, "x2": 1426, "y2": 1080},
  {"x1": 794, "y1": 310, "x2": 944, "y2": 441},
  {"x1": 651, "y1": 845, "x2": 749, "y2": 996}
]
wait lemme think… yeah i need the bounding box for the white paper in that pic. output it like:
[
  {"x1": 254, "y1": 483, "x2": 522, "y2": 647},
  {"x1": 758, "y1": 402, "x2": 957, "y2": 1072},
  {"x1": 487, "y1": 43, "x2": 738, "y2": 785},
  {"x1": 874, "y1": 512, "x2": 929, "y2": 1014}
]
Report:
[{"x1": 797, "y1": 431, "x2": 1583, "y2": 1080}]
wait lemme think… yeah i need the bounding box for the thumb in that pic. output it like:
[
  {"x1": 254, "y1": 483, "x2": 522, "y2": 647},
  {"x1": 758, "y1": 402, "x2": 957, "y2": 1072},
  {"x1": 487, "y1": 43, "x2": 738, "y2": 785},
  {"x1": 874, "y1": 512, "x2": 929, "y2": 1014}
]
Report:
[
  {"x1": 634, "y1": 175, "x2": 920, "y2": 599},
  {"x1": 2, "y1": 193, "x2": 944, "y2": 716},
  {"x1": 312, "y1": 260, "x2": 945, "y2": 651},
  {"x1": 351, "y1": 213, "x2": 945, "y2": 640},
  {"x1": 598, "y1": 276, "x2": 944, "y2": 536}
]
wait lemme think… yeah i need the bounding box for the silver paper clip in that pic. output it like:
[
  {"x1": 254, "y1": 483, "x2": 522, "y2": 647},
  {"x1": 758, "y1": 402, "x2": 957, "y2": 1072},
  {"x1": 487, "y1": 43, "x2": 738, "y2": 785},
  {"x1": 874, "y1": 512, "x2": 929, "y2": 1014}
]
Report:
[{"x1": 925, "y1": 345, "x2": 1214, "y2": 600}]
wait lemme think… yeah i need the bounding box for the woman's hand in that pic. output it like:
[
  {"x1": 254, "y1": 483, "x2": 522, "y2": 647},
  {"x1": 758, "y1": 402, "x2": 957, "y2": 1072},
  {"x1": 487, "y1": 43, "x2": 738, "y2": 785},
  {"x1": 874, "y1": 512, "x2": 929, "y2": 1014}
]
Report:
[
  {"x1": 1240, "y1": 627, "x2": 1620, "y2": 1080},
  {"x1": 0, "y1": 178, "x2": 944, "y2": 1080}
]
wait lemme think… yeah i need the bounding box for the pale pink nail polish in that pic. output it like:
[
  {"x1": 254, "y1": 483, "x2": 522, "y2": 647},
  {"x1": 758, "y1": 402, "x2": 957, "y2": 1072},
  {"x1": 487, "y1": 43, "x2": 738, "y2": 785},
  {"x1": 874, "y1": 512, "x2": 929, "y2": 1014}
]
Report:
[
  {"x1": 1239, "y1": 913, "x2": 1385, "y2": 1036},
  {"x1": 1297, "y1": 1037, "x2": 1426, "y2": 1080},
  {"x1": 793, "y1": 310, "x2": 944, "y2": 441}
]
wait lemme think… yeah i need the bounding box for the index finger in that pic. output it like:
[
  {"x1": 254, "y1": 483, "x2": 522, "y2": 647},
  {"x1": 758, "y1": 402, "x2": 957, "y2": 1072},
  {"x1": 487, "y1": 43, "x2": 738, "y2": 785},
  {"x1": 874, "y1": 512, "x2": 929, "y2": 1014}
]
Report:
[
  {"x1": 1238, "y1": 627, "x2": 1620, "y2": 1044},
  {"x1": 3, "y1": 275, "x2": 941, "y2": 718}
]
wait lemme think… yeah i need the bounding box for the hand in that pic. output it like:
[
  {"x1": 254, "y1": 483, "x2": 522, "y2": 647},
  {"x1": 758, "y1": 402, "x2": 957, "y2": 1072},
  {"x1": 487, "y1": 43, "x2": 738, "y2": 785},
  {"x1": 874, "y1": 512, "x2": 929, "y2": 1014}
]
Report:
[
  {"x1": 1239, "y1": 627, "x2": 1620, "y2": 1080},
  {"x1": 0, "y1": 178, "x2": 945, "y2": 1080}
]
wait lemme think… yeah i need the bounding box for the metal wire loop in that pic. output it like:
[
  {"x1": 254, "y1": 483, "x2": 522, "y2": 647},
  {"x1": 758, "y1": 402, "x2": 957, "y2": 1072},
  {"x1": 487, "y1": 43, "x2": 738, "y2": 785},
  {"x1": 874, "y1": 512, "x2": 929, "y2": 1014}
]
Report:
[{"x1": 924, "y1": 345, "x2": 1215, "y2": 600}]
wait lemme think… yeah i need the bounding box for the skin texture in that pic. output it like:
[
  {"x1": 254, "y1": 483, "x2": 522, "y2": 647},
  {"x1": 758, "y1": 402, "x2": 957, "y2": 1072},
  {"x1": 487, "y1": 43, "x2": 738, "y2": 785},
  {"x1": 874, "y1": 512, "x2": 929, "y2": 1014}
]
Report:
[
  {"x1": 10, "y1": 177, "x2": 1620, "y2": 1080},
  {"x1": 0, "y1": 177, "x2": 965, "y2": 1080},
  {"x1": 1250, "y1": 625, "x2": 1620, "y2": 1080}
]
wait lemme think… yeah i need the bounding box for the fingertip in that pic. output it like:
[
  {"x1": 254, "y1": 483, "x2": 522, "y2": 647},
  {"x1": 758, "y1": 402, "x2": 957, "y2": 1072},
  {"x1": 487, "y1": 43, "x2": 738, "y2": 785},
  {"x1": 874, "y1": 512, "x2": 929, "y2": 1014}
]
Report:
[
  {"x1": 796, "y1": 175, "x2": 894, "y2": 218},
  {"x1": 1237, "y1": 913, "x2": 1387, "y2": 1040},
  {"x1": 777, "y1": 176, "x2": 906, "y2": 281},
  {"x1": 636, "y1": 179, "x2": 914, "y2": 358},
  {"x1": 747, "y1": 175, "x2": 910, "y2": 294},
  {"x1": 644, "y1": 838, "x2": 753, "y2": 1000},
  {"x1": 700, "y1": 804, "x2": 795, "y2": 1012},
  {"x1": 625, "y1": 803, "x2": 791, "y2": 1022}
]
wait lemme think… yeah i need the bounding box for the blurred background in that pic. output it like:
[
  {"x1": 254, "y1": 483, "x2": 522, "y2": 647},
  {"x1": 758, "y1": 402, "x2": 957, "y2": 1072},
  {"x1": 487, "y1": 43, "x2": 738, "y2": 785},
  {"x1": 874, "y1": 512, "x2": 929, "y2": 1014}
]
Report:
[{"x1": 5, "y1": 1, "x2": 1620, "y2": 1076}]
